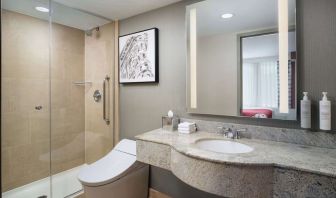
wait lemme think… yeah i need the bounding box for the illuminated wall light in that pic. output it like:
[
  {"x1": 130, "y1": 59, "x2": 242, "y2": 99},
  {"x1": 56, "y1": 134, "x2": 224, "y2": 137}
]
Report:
[
  {"x1": 278, "y1": 0, "x2": 289, "y2": 113},
  {"x1": 190, "y1": 8, "x2": 197, "y2": 109}
]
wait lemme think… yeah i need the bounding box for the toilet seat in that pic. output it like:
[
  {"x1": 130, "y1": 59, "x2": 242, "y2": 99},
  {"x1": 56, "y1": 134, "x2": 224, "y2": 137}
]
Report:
[{"x1": 78, "y1": 139, "x2": 143, "y2": 187}]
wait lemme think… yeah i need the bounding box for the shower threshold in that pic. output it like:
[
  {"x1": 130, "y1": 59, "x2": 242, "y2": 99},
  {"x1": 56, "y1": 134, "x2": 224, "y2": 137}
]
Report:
[{"x1": 2, "y1": 164, "x2": 86, "y2": 198}]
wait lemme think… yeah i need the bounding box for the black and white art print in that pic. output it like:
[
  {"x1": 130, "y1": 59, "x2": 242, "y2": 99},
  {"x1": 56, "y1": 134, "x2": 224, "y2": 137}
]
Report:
[{"x1": 119, "y1": 28, "x2": 158, "y2": 83}]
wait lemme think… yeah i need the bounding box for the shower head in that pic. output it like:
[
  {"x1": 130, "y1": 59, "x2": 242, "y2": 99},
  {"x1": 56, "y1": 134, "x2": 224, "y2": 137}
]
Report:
[
  {"x1": 85, "y1": 29, "x2": 93, "y2": 36},
  {"x1": 85, "y1": 27, "x2": 100, "y2": 36}
]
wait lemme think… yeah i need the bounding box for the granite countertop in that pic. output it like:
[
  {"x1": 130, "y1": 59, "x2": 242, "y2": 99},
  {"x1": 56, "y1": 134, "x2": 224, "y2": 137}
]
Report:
[{"x1": 136, "y1": 128, "x2": 336, "y2": 177}]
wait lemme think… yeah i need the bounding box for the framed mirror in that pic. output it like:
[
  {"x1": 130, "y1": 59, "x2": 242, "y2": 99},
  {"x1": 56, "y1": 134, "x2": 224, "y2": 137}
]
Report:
[{"x1": 186, "y1": 0, "x2": 297, "y2": 120}]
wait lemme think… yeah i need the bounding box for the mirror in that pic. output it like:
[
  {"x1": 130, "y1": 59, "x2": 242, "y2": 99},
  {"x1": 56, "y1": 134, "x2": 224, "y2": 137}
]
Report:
[{"x1": 186, "y1": 0, "x2": 297, "y2": 120}]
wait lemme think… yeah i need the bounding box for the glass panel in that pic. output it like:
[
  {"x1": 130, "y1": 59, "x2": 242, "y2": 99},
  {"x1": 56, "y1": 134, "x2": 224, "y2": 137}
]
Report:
[
  {"x1": 49, "y1": 1, "x2": 114, "y2": 197},
  {"x1": 2, "y1": 0, "x2": 116, "y2": 196},
  {"x1": 1, "y1": 0, "x2": 51, "y2": 197}
]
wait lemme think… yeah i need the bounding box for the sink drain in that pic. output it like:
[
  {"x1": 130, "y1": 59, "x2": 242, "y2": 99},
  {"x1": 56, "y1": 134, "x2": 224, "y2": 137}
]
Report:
[{"x1": 37, "y1": 195, "x2": 47, "y2": 198}]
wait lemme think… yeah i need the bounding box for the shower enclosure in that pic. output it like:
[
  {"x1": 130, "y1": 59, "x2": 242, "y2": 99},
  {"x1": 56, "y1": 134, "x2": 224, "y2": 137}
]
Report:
[{"x1": 1, "y1": 0, "x2": 117, "y2": 197}]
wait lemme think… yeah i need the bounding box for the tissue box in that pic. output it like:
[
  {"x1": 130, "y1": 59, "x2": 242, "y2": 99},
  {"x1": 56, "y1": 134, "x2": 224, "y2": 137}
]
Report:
[{"x1": 162, "y1": 116, "x2": 179, "y2": 131}]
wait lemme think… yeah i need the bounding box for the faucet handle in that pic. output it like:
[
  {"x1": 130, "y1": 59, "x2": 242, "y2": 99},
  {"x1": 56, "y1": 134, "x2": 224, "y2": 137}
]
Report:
[
  {"x1": 216, "y1": 126, "x2": 232, "y2": 137},
  {"x1": 235, "y1": 128, "x2": 247, "y2": 139},
  {"x1": 223, "y1": 127, "x2": 233, "y2": 138}
]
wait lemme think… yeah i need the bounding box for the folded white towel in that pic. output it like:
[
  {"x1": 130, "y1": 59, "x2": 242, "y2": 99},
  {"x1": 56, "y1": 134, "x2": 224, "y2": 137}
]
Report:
[
  {"x1": 178, "y1": 125, "x2": 196, "y2": 130},
  {"x1": 178, "y1": 129, "x2": 196, "y2": 134},
  {"x1": 178, "y1": 122, "x2": 196, "y2": 128},
  {"x1": 178, "y1": 127, "x2": 196, "y2": 134},
  {"x1": 178, "y1": 128, "x2": 196, "y2": 132}
]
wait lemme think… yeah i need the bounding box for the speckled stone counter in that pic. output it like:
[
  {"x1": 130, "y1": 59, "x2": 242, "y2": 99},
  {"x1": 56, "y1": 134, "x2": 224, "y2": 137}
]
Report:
[{"x1": 136, "y1": 129, "x2": 336, "y2": 198}]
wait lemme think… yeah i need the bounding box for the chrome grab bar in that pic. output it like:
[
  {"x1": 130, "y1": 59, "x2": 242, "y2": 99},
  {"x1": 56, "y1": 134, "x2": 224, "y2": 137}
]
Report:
[{"x1": 103, "y1": 75, "x2": 110, "y2": 125}]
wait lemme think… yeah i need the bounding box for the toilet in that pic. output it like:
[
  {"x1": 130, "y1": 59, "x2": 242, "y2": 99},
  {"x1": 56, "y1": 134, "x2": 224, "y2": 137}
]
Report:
[{"x1": 78, "y1": 139, "x2": 149, "y2": 198}]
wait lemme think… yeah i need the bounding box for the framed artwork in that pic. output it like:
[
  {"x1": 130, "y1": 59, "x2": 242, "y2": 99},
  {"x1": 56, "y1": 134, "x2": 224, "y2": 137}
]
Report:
[{"x1": 119, "y1": 28, "x2": 159, "y2": 83}]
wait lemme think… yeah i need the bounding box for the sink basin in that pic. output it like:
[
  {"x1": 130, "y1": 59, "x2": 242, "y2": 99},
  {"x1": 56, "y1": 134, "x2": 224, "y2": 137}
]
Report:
[{"x1": 195, "y1": 139, "x2": 253, "y2": 154}]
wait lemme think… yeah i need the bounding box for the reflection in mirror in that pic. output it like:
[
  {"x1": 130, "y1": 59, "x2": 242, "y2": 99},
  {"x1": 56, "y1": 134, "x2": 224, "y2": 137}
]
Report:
[
  {"x1": 186, "y1": 0, "x2": 296, "y2": 120},
  {"x1": 241, "y1": 32, "x2": 296, "y2": 120}
]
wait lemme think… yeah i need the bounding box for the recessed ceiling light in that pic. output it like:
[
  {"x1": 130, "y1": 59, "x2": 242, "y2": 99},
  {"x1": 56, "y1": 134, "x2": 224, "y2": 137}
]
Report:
[
  {"x1": 221, "y1": 13, "x2": 234, "y2": 19},
  {"x1": 35, "y1": 6, "x2": 49, "y2": 13}
]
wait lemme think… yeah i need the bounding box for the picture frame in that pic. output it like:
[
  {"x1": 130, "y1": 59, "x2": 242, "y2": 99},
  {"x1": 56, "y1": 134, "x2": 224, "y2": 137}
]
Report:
[{"x1": 119, "y1": 28, "x2": 159, "y2": 83}]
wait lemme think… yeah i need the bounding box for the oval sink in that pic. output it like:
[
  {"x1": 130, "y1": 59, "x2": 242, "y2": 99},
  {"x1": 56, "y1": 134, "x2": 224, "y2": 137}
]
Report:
[{"x1": 195, "y1": 139, "x2": 253, "y2": 154}]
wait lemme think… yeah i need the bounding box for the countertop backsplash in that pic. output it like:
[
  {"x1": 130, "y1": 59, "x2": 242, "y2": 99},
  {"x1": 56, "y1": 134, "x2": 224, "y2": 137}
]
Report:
[{"x1": 180, "y1": 118, "x2": 336, "y2": 149}]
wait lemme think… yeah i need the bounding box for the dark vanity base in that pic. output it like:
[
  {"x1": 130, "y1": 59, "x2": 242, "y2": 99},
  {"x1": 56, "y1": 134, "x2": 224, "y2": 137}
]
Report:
[{"x1": 150, "y1": 166, "x2": 224, "y2": 198}]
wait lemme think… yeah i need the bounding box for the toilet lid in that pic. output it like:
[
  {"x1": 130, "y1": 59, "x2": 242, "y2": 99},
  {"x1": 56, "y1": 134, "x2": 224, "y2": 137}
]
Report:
[
  {"x1": 114, "y1": 139, "x2": 136, "y2": 155},
  {"x1": 78, "y1": 150, "x2": 139, "y2": 187}
]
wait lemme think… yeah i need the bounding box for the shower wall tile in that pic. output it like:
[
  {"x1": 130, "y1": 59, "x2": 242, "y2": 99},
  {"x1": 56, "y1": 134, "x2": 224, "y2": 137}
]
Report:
[
  {"x1": 29, "y1": 111, "x2": 50, "y2": 143},
  {"x1": 2, "y1": 112, "x2": 30, "y2": 147},
  {"x1": 50, "y1": 17, "x2": 85, "y2": 176},
  {"x1": 85, "y1": 23, "x2": 115, "y2": 164},
  {"x1": 2, "y1": 10, "x2": 49, "y2": 80},
  {"x1": 1, "y1": 78, "x2": 49, "y2": 113},
  {"x1": 1, "y1": 10, "x2": 85, "y2": 191}
]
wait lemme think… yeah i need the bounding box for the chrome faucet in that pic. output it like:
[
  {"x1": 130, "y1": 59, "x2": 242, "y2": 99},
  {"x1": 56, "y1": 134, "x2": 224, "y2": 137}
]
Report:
[
  {"x1": 233, "y1": 128, "x2": 247, "y2": 139},
  {"x1": 217, "y1": 126, "x2": 234, "y2": 138},
  {"x1": 217, "y1": 126, "x2": 247, "y2": 139}
]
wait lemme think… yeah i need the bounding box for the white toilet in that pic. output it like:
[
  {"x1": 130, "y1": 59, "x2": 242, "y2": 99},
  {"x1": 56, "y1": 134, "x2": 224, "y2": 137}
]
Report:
[{"x1": 78, "y1": 139, "x2": 149, "y2": 198}]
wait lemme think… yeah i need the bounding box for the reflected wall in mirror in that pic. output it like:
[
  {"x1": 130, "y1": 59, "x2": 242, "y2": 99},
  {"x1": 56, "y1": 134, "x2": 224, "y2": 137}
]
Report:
[{"x1": 186, "y1": 0, "x2": 297, "y2": 120}]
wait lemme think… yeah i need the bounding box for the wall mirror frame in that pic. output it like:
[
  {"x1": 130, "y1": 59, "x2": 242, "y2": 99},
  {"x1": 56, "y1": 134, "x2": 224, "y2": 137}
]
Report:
[{"x1": 186, "y1": 0, "x2": 297, "y2": 121}]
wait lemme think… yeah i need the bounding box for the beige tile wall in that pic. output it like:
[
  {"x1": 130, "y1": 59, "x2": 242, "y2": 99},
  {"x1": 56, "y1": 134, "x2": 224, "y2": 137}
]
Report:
[
  {"x1": 1, "y1": 10, "x2": 85, "y2": 191},
  {"x1": 84, "y1": 23, "x2": 115, "y2": 164},
  {"x1": 50, "y1": 16, "x2": 85, "y2": 175}
]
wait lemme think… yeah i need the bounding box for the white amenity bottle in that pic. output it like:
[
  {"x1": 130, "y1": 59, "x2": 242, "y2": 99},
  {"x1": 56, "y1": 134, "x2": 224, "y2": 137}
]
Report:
[
  {"x1": 319, "y1": 92, "x2": 331, "y2": 131},
  {"x1": 300, "y1": 92, "x2": 311, "y2": 129}
]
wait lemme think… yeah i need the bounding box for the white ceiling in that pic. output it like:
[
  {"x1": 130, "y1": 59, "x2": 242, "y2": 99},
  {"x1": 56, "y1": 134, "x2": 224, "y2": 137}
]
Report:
[
  {"x1": 3, "y1": 0, "x2": 111, "y2": 31},
  {"x1": 2, "y1": 0, "x2": 182, "y2": 31},
  {"x1": 187, "y1": 0, "x2": 296, "y2": 36},
  {"x1": 242, "y1": 31, "x2": 296, "y2": 59},
  {"x1": 53, "y1": 0, "x2": 183, "y2": 20}
]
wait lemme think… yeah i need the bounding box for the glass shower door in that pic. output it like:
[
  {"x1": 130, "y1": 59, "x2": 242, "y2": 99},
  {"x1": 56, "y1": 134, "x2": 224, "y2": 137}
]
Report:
[
  {"x1": 49, "y1": 1, "x2": 86, "y2": 197},
  {"x1": 1, "y1": 0, "x2": 52, "y2": 197},
  {"x1": 49, "y1": 1, "x2": 115, "y2": 197},
  {"x1": 1, "y1": 0, "x2": 115, "y2": 197}
]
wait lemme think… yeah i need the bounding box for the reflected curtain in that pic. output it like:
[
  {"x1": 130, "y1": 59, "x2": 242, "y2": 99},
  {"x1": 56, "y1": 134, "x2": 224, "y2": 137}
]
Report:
[
  {"x1": 258, "y1": 60, "x2": 278, "y2": 108},
  {"x1": 243, "y1": 59, "x2": 278, "y2": 108},
  {"x1": 243, "y1": 63, "x2": 258, "y2": 107}
]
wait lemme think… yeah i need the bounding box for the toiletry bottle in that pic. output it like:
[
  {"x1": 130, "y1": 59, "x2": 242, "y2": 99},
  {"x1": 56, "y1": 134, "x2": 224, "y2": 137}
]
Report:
[
  {"x1": 319, "y1": 92, "x2": 331, "y2": 131},
  {"x1": 300, "y1": 92, "x2": 311, "y2": 129}
]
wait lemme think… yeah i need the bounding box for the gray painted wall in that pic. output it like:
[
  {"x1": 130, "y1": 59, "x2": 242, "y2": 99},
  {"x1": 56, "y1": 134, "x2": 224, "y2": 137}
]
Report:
[
  {"x1": 119, "y1": 0, "x2": 336, "y2": 140},
  {"x1": 194, "y1": 33, "x2": 238, "y2": 116}
]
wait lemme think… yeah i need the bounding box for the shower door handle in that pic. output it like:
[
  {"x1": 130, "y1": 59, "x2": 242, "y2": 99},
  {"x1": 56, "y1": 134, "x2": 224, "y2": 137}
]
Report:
[{"x1": 103, "y1": 75, "x2": 110, "y2": 125}]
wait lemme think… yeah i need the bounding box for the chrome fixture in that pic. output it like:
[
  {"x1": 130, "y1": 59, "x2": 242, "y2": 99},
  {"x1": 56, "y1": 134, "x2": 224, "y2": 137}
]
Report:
[
  {"x1": 85, "y1": 27, "x2": 100, "y2": 36},
  {"x1": 234, "y1": 128, "x2": 247, "y2": 139},
  {"x1": 103, "y1": 75, "x2": 110, "y2": 125},
  {"x1": 217, "y1": 126, "x2": 246, "y2": 139},
  {"x1": 35, "y1": 106, "x2": 43, "y2": 110},
  {"x1": 93, "y1": 90, "x2": 102, "y2": 102}
]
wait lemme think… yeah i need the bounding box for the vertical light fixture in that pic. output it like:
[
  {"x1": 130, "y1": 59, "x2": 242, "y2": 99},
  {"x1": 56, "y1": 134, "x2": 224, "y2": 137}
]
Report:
[
  {"x1": 278, "y1": 0, "x2": 289, "y2": 113},
  {"x1": 190, "y1": 8, "x2": 197, "y2": 109}
]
